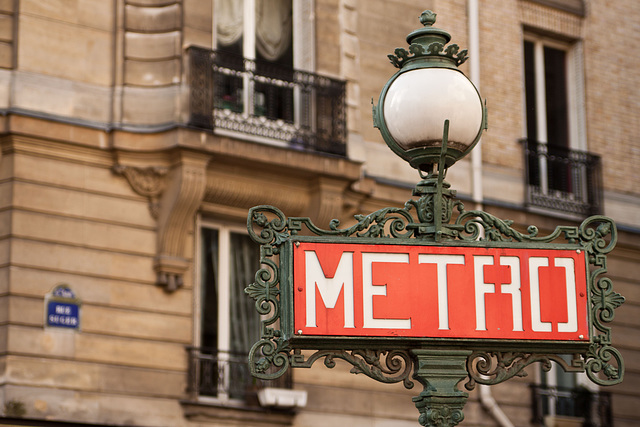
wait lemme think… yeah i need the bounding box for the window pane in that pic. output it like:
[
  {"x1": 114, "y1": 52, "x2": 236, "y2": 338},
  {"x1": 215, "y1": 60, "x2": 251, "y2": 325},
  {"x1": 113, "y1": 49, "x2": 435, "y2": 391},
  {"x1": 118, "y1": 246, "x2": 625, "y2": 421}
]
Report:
[
  {"x1": 544, "y1": 46, "x2": 569, "y2": 148},
  {"x1": 201, "y1": 228, "x2": 219, "y2": 352},
  {"x1": 524, "y1": 40, "x2": 538, "y2": 142},
  {"x1": 254, "y1": 0, "x2": 294, "y2": 122},
  {"x1": 199, "y1": 228, "x2": 220, "y2": 397}
]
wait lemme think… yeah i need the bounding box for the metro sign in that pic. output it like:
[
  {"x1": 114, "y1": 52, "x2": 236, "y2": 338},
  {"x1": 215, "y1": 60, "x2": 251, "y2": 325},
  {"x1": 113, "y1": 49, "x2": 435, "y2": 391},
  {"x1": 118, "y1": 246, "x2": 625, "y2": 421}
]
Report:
[{"x1": 291, "y1": 242, "x2": 589, "y2": 342}]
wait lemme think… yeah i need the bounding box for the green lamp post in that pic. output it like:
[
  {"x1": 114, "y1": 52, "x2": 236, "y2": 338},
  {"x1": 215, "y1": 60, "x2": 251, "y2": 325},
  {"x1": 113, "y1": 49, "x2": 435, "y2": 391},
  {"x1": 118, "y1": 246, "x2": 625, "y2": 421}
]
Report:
[{"x1": 372, "y1": 11, "x2": 486, "y2": 424}]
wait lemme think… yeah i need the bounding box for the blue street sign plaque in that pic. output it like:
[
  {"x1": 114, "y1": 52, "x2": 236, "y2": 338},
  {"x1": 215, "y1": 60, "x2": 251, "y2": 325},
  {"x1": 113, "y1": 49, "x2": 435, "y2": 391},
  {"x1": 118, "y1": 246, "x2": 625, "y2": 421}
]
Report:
[
  {"x1": 45, "y1": 284, "x2": 81, "y2": 330},
  {"x1": 46, "y1": 301, "x2": 80, "y2": 328}
]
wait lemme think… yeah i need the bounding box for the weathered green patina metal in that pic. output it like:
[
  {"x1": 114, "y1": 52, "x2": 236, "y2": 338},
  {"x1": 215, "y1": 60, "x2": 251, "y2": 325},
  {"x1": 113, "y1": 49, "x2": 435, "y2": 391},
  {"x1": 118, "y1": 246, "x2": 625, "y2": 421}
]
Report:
[
  {"x1": 245, "y1": 193, "x2": 624, "y2": 425},
  {"x1": 245, "y1": 10, "x2": 624, "y2": 427}
]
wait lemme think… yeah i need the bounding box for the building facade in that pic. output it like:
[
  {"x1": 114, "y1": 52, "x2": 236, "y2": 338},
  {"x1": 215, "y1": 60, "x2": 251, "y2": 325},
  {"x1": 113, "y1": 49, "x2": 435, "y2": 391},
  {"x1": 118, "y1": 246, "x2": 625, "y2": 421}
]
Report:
[{"x1": 0, "y1": 0, "x2": 638, "y2": 426}]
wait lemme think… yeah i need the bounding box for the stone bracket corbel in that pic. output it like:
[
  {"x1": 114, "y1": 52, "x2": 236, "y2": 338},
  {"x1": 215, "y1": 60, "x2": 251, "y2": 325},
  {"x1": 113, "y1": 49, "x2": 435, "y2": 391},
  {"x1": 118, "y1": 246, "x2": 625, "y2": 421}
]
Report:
[
  {"x1": 112, "y1": 164, "x2": 169, "y2": 218},
  {"x1": 154, "y1": 150, "x2": 211, "y2": 292}
]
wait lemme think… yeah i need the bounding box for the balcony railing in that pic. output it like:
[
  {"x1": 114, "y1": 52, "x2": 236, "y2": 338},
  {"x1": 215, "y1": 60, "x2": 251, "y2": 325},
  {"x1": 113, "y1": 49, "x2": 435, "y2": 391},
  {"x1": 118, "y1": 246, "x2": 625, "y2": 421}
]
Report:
[
  {"x1": 186, "y1": 347, "x2": 292, "y2": 403},
  {"x1": 187, "y1": 46, "x2": 347, "y2": 157},
  {"x1": 522, "y1": 139, "x2": 603, "y2": 217},
  {"x1": 531, "y1": 384, "x2": 612, "y2": 427}
]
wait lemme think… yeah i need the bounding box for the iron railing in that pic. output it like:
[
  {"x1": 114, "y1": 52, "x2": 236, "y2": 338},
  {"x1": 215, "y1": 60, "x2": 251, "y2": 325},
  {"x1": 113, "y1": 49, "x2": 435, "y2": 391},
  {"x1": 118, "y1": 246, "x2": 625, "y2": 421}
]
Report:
[
  {"x1": 186, "y1": 347, "x2": 292, "y2": 403},
  {"x1": 187, "y1": 46, "x2": 347, "y2": 157},
  {"x1": 531, "y1": 384, "x2": 612, "y2": 427},
  {"x1": 522, "y1": 139, "x2": 603, "y2": 216}
]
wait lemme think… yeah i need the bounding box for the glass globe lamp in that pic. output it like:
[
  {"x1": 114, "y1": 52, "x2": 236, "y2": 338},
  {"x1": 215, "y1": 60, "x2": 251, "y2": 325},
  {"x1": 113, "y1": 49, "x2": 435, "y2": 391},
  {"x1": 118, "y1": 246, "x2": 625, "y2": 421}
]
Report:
[{"x1": 373, "y1": 10, "x2": 486, "y2": 172}]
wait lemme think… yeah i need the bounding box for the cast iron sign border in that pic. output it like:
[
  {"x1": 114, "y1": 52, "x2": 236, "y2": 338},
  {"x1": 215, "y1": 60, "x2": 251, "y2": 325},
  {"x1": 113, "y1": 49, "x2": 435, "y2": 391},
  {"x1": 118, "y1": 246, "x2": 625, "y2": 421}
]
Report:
[{"x1": 245, "y1": 202, "x2": 624, "y2": 391}]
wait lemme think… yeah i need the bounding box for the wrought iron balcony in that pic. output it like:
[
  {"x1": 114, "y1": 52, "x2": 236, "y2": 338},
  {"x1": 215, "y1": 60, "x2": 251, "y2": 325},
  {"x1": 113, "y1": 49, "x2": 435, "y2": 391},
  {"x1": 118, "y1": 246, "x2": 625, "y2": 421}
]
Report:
[
  {"x1": 522, "y1": 139, "x2": 603, "y2": 217},
  {"x1": 531, "y1": 384, "x2": 612, "y2": 427},
  {"x1": 187, "y1": 46, "x2": 347, "y2": 157},
  {"x1": 186, "y1": 347, "x2": 292, "y2": 403}
]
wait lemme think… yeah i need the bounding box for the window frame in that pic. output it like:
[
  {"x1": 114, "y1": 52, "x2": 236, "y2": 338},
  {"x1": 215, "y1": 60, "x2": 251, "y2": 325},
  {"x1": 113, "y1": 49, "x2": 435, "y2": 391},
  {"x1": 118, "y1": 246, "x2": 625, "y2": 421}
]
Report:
[
  {"x1": 521, "y1": 33, "x2": 599, "y2": 217},
  {"x1": 194, "y1": 219, "x2": 261, "y2": 405},
  {"x1": 522, "y1": 34, "x2": 586, "y2": 152}
]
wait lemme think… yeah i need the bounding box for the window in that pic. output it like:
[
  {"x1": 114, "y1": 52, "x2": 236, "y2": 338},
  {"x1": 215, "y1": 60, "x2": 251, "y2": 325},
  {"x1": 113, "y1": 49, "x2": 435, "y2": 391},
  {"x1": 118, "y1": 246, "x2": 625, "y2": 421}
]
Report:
[
  {"x1": 522, "y1": 36, "x2": 601, "y2": 216},
  {"x1": 187, "y1": 0, "x2": 347, "y2": 156},
  {"x1": 214, "y1": 0, "x2": 294, "y2": 122},
  {"x1": 531, "y1": 360, "x2": 612, "y2": 426},
  {"x1": 190, "y1": 225, "x2": 261, "y2": 402}
]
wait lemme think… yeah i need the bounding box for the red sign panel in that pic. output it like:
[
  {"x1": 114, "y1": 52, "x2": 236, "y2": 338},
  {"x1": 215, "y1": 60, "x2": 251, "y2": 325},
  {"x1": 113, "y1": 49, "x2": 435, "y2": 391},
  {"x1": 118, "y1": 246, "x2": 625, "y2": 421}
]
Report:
[{"x1": 293, "y1": 242, "x2": 589, "y2": 341}]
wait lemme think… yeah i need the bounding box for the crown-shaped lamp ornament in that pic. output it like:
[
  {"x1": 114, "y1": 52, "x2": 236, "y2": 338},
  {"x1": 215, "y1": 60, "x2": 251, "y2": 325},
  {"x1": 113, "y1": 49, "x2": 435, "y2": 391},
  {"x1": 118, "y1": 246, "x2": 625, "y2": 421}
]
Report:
[{"x1": 373, "y1": 10, "x2": 487, "y2": 173}]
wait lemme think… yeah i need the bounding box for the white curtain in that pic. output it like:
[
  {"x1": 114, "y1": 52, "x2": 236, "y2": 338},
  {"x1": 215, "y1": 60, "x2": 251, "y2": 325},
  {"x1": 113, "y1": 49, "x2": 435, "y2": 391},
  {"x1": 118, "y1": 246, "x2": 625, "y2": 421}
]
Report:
[
  {"x1": 256, "y1": 0, "x2": 292, "y2": 61},
  {"x1": 216, "y1": 0, "x2": 292, "y2": 61},
  {"x1": 216, "y1": 0, "x2": 243, "y2": 46}
]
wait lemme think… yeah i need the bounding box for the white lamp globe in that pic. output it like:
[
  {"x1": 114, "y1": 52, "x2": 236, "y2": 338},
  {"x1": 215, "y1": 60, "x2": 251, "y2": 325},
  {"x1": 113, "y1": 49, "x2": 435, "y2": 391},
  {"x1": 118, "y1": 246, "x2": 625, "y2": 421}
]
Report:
[{"x1": 383, "y1": 68, "x2": 483, "y2": 158}]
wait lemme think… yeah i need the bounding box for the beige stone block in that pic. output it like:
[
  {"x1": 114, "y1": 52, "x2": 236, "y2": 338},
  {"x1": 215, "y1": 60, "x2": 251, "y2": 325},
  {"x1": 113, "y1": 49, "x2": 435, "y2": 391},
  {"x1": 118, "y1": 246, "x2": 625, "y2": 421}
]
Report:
[
  {"x1": 0, "y1": 0, "x2": 14, "y2": 12},
  {"x1": 7, "y1": 355, "x2": 185, "y2": 398},
  {"x1": 7, "y1": 325, "x2": 185, "y2": 370},
  {"x1": 9, "y1": 267, "x2": 193, "y2": 315},
  {"x1": 341, "y1": 6, "x2": 358, "y2": 33},
  {"x1": 82, "y1": 305, "x2": 191, "y2": 343},
  {"x1": 6, "y1": 295, "x2": 41, "y2": 326},
  {"x1": 611, "y1": 324, "x2": 640, "y2": 350},
  {"x1": 610, "y1": 394, "x2": 640, "y2": 420},
  {"x1": 0, "y1": 13, "x2": 12, "y2": 41},
  {"x1": 293, "y1": 411, "x2": 417, "y2": 427},
  {"x1": 0, "y1": 266, "x2": 8, "y2": 295},
  {"x1": 74, "y1": 333, "x2": 186, "y2": 370},
  {"x1": 0, "y1": 146, "x2": 14, "y2": 181},
  {"x1": 20, "y1": 0, "x2": 113, "y2": 31},
  {"x1": 4, "y1": 384, "x2": 186, "y2": 426},
  {"x1": 121, "y1": 85, "x2": 180, "y2": 125},
  {"x1": 482, "y1": 164, "x2": 525, "y2": 205},
  {"x1": 0, "y1": 295, "x2": 7, "y2": 323},
  {"x1": 12, "y1": 181, "x2": 155, "y2": 228},
  {"x1": 617, "y1": 302, "x2": 640, "y2": 328},
  {"x1": 124, "y1": 58, "x2": 180, "y2": 86},
  {"x1": 14, "y1": 154, "x2": 129, "y2": 197},
  {"x1": 11, "y1": 239, "x2": 156, "y2": 284},
  {"x1": 0, "y1": 239, "x2": 9, "y2": 266},
  {"x1": 13, "y1": 211, "x2": 155, "y2": 256},
  {"x1": 613, "y1": 279, "x2": 640, "y2": 306},
  {"x1": 609, "y1": 256, "x2": 640, "y2": 283},
  {"x1": 618, "y1": 348, "x2": 640, "y2": 373},
  {"x1": 184, "y1": 0, "x2": 212, "y2": 32},
  {"x1": 18, "y1": 15, "x2": 113, "y2": 85},
  {"x1": 360, "y1": 139, "x2": 418, "y2": 187},
  {"x1": 12, "y1": 68, "x2": 113, "y2": 125},
  {"x1": 125, "y1": 31, "x2": 180, "y2": 60},
  {"x1": 0, "y1": 41, "x2": 12, "y2": 68},
  {"x1": 8, "y1": 115, "x2": 111, "y2": 150},
  {"x1": 8, "y1": 325, "x2": 76, "y2": 358},
  {"x1": 183, "y1": 27, "x2": 212, "y2": 50},
  {"x1": 125, "y1": 4, "x2": 181, "y2": 32},
  {"x1": 0, "y1": 210, "x2": 9, "y2": 237},
  {"x1": 0, "y1": 326, "x2": 6, "y2": 353}
]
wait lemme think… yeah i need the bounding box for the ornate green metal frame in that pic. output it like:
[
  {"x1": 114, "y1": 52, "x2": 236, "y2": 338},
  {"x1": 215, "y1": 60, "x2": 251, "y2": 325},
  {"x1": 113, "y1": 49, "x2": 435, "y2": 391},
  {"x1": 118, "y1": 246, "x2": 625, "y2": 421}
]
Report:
[
  {"x1": 245, "y1": 171, "x2": 624, "y2": 425},
  {"x1": 246, "y1": 196, "x2": 624, "y2": 382}
]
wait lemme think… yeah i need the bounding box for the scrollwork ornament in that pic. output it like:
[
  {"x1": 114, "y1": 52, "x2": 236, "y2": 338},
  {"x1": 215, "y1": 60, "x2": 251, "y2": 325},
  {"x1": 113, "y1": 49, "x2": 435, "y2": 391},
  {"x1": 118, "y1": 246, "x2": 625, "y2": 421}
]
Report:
[
  {"x1": 465, "y1": 351, "x2": 583, "y2": 390},
  {"x1": 291, "y1": 349, "x2": 414, "y2": 389},
  {"x1": 421, "y1": 406, "x2": 465, "y2": 427},
  {"x1": 248, "y1": 337, "x2": 291, "y2": 380},
  {"x1": 584, "y1": 342, "x2": 624, "y2": 385}
]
